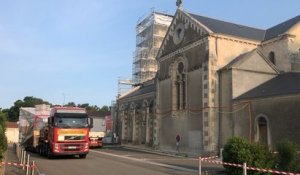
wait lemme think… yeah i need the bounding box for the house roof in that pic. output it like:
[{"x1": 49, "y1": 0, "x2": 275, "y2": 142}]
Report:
[
  {"x1": 6, "y1": 122, "x2": 18, "y2": 128},
  {"x1": 188, "y1": 13, "x2": 300, "y2": 41},
  {"x1": 235, "y1": 73, "x2": 300, "y2": 100}
]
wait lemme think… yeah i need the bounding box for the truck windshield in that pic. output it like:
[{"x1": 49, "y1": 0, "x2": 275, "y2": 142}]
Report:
[{"x1": 55, "y1": 113, "x2": 88, "y2": 128}]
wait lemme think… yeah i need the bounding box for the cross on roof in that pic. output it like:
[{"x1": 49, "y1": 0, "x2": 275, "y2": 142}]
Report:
[{"x1": 176, "y1": 0, "x2": 182, "y2": 8}]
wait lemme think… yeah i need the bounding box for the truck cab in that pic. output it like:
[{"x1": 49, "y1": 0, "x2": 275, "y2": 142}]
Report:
[{"x1": 38, "y1": 107, "x2": 93, "y2": 159}]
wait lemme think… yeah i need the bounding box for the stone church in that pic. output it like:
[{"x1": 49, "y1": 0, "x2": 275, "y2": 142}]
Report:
[{"x1": 116, "y1": 5, "x2": 300, "y2": 156}]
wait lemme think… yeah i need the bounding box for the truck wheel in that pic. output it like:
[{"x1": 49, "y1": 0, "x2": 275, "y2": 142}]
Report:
[
  {"x1": 47, "y1": 148, "x2": 53, "y2": 159},
  {"x1": 38, "y1": 147, "x2": 42, "y2": 156},
  {"x1": 79, "y1": 154, "x2": 86, "y2": 159}
]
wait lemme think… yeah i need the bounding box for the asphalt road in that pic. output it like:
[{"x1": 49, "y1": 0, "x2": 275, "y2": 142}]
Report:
[{"x1": 30, "y1": 147, "x2": 224, "y2": 175}]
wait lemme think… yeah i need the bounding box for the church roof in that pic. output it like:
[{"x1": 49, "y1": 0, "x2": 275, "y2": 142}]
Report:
[
  {"x1": 264, "y1": 15, "x2": 300, "y2": 40},
  {"x1": 235, "y1": 73, "x2": 300, "y2": 100},
  {"x1": 188, "y1": 13, "x2": 265, "y2": 41},
  {"x1": 188, "y1": 13, "x2": 300, "y2": 41},
  {"x1": 119, "y1": 83, "x2": 155, "y2": 100}
]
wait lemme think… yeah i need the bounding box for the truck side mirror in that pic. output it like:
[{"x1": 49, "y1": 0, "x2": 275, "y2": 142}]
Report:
[{"x1": 89, "y1": 118, "x2": 93, "y2": 129}]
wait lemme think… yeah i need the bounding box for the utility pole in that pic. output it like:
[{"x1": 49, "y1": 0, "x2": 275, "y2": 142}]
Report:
[{"x1": 62, "y1": 93, "x2": 66, "y2": 106}]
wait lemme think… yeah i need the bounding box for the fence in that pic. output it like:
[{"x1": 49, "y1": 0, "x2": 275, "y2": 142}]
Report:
[
  {"x1": 199, "y1": 156, "x2": 300, "y2": 175},
  {"x1": 3, "y1": 143, "x2": 42, "y2": 175}
]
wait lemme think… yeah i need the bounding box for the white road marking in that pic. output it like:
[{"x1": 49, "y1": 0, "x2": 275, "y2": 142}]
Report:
[{"x1": 90, "y1": 150, "x2": 198, "y2": 173}]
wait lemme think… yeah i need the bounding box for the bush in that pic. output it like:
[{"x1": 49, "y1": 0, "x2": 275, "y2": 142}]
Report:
[
  {"x1": 0, "y1": 126, "x2": 7, "y2": 160},
  {"x1": 276, "y1": 140, "x2": 299, "y2": 172},
  {"x1": 0, "y1": 111, "x2": 7, "y2": 160},
  {"x1": 222, "y1": 137, "x2": 273, "y2": 175}
]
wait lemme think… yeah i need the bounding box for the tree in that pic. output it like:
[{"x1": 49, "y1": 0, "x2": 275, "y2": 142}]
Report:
[
  {"x1": 0, "y1": 111, "x2": 7, "y2": 160},
  {"x1": 7, "y1": 96, "x2": 51, "y2": 122},
  {"x1": 100, "y1": 105, "x2": 110, "y2": 116},
  {"x1": 222, "y1": 137, "x2": 273, "y2": 175},
  {"x1": 65, "y1": 102, "x2": 76, "y2": 107},
  {"x1": 276, "y1": 140, "x2": 299, "y2": 172},
  {"x1": 77, "y1": 104, "x2": 109, "y2": 115}
]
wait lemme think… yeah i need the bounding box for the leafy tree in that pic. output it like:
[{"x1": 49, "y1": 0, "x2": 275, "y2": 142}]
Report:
[
  {"x1": 0, "y1": 111, "x2": 7, "y2": 129},
  {"x1": 276, "y1": 140, "x2": 299, "y2": 172},
  {"x1": 99, "y1": 105, "x2": 110, "y2": 116},
  {"x1": 0, "y1": 111, "x2": 7, "y2": 160},
  {"x1": 7, "y1": 96, "x2": 51, "y2": 122},
  {"x1": 77, "y1": 103, "x2": 90, "y2": 109},
  {"x1": 65, "y1": 102, "x2": 76, "y2": 107},
  {"x1": 223, "y1": 137, "x2": 273, "y2": 175},
  {"x1": 77, "y1": 104, "x2": 109, "y2": 116}
]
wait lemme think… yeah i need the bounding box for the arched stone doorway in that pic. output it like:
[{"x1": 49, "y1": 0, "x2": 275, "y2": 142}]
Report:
[
  {"x1": 258, "y1": 117, "x2": 268, "y2": 145},
  {"x1": 254, "y1": 115, "x2": 271, "y2": 146}
]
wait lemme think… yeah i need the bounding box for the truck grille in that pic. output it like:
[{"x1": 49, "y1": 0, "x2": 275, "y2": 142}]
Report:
[
  {"x1": 60, "y1": 143, "x2": 84, "y2": 151},
  {"x1": 64, "y1": 136, "x2": 85, "y2": 141}
]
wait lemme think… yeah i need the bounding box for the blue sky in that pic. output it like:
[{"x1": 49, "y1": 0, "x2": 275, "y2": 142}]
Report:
[{"x1": 0, "y1": 0, "x2": 299, "y2": 109}]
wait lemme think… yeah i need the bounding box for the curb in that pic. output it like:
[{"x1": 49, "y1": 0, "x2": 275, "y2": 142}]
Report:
[{"x1": 121, "y1": 144, "x2": 191, "y2": 158}]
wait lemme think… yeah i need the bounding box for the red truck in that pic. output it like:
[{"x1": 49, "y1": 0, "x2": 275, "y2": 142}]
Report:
[{"x1": 37, "y1": 107, "x2": 93, "y2": 159}]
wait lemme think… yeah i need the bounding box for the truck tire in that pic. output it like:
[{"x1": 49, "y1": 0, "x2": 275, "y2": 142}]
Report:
[
  {"x1": 47, "y1": 148, "x2": 53, "y2": 159},
  {"x1": 79, "y1": 154, "x2": 87, "y2": 159},
  {"x1": 38, "y1": 147, "x2": 42, "y2": 156}
]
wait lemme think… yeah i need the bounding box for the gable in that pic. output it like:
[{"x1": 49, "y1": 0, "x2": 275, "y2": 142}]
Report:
[
  {"x1": 288, "y1": 21, "x2": 300, "y2": 35},
  {"x1": 222, "y1": 50, "x2": 279, "y2": 74},
  {"x1": 157, "y1": 9, "x2": 211, "y2": 59}
]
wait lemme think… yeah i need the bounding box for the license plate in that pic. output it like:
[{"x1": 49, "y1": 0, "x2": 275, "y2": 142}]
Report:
[{"x1": 68, "y1": 146, "x2": 77, "y2": 149}]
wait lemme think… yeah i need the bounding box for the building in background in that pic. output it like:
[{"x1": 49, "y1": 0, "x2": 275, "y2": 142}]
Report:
[
  {"x1": 5, "y1": 122, "x2": 19, "y2": 143},
  {"x1": 133, "y1": 12, "x2": 172, "y2": 85}
]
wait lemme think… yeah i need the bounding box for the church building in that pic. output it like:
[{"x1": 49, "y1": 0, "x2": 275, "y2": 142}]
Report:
[{"x1": 117, "y1": 3, "x2": 300, "y2": 156}]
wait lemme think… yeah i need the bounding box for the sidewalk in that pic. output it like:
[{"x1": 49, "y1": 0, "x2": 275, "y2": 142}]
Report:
[
  {"x1": 121, "y1": 143, "x2": 190, "y2": 158},
  {"x1": 121, "y1": 144, "x2": 226, "y2": 175},
  {"x1": 4, "y1": 144, "x2": 23, "y2": 175}
]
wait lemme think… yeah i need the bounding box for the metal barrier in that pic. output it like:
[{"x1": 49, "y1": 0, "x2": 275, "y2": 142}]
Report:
[
  {"x1": 12, "y1": 144, "x2": 40, "y2": 175},
  {"x1": 199, "y1": 156, "x2": 300, "y2": 175}
]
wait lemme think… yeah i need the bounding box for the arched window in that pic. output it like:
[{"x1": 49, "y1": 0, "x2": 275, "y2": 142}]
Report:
[
  {"x1": 176, "y1": 62, "x2": 186, "y2": 110},
  {"x1": 268, "y1": 52, "x2": 276, "y2": 65}
]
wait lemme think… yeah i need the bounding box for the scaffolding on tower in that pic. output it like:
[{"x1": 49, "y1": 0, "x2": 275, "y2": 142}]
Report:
[
  {"x1": 133, "y1": 11, "x2": 172, "y2": 85},
  {"x1": 117, "y1": 77, "x2": 135, "y2": 98}
]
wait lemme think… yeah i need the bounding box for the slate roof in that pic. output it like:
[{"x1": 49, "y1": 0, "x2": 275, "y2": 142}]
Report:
[
  {"x1": 188, "y1": 13, "x2": 300, "y2": 41},
  {"x1": 189, "y1": 13, "x2": 265, "y2": 41},
  {"x1": 265, "y1": 15, "x2": 300, "y2": 40},
  {"x1": 235, "y1": 73, "x2": 300, "y2": 100},
  {"x1": 120, "y1": 83, "x2": 155, "y2": 99}
]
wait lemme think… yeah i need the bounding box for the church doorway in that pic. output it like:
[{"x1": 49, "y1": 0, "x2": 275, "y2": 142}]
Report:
[
  {"x1": 257, "y1": 117, "x2": 268, "y2": 145},
  {"x1": 255, "y1": 116, "x2": 270, "y2": 146}
]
